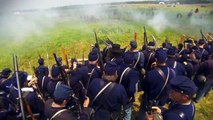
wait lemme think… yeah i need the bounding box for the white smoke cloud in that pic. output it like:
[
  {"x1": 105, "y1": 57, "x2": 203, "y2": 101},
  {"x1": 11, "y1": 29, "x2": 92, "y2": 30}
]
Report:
[{"x1": 147, "y1": 12, "x2": 174, "y2": 33}]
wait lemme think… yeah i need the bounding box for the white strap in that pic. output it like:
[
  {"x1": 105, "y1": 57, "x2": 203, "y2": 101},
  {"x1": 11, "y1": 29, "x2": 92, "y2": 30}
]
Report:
[
  {"x1": 91, "y1": 82, "x2": 112, "y2": 105},
  {"x1": 55, "y1": 81, "x2": 61, "y2": 91},
  {"x1": 173, "y1": 61, "x2": 177, "y2": 69},
  {"x1": 41, "y1": 76, "x2": 46, "y2": 89},
  {"x1": 119, "y1": 67, "x2": 130, "y2": 84},
  {"x1": 133, "y1": 52, "x2": 141, "y2": 68},
  {"x1": 155, "y1": 67, "x2": 170, "y2": 100},
  {"x1": 50, "y1": 109, "x2": 68, "y2": 120}
]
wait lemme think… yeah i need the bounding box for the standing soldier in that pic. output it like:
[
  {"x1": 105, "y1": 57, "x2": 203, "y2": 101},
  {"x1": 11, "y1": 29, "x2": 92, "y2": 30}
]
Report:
[
  {"x1": 128, "y1": 40, "x2": 145, "y2": 74},
  {"x1": 197, "y1": 39, "x2": 209, "y2": 62},
  {"x1": 44, "y1": 83, "x2": 90, "y2": 120},
  {"x1": 141, "y1": 42, "x2": 156, "y2": 72},
  {"x1": 35, "y1": 58, "x2": 49, "y2": 77},
  {"x1": 146, "y1": 76, "x2": 197, "y2": 120},
  {"x1": 194, "y1": 52, "x2": 213, "y2": 102},
  {"x1": 88, "y1": 61, "x2": 128, "y2": 120},
  {"x1": 70, "y1": 51, "x2": 102, "y2": 105},
  {"x1": 138, "y1": 48, "x2": 175, "y2": 120},
  {"x1": 47, "y1": 65, "x2": 65, "y2": 98},
  {"x1": 166, "y1": 47, "x2": 186, "y2": 76},
  {"x1": 117, "y1": 51, "x2": 140, "y2": 120}
]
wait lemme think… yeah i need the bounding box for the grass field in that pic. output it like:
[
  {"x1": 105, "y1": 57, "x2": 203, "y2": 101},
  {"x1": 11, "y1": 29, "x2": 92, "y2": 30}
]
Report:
[{"x1": 0, "y1": 3, "x2": 213, "y2": 119}]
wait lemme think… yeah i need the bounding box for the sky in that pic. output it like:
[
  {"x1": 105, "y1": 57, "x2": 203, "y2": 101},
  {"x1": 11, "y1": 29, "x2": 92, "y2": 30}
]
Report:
[{"x1": 0, "y1": 0, "x2": 148, "y2": 11}]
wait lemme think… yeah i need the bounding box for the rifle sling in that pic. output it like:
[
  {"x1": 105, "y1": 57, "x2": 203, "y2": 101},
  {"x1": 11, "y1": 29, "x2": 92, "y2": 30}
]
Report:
[
  {"x1": 155, "y1": 67, "x2": 170, "y2": 102},
  {"x1": 91, "y1": 82, "x2": 116, "y2": 111}
]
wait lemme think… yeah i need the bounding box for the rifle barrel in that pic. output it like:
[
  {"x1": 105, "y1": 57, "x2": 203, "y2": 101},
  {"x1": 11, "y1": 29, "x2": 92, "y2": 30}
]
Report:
[{"x1": 13, "y1": 54, "x2": 26, "y2": 120}]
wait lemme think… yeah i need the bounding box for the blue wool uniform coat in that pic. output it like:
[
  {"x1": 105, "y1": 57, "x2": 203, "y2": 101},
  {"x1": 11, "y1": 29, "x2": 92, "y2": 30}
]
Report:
[
  {"x1": 88, "y1": 78, "x2": 128, "y2": 120},
  {"x1": 163, "y1": 102, "x2": 195, "y2": 120},
  {"x1": 140, "y1": 66, "x2": 175, "y2": 107},
  {"x1": 117, "y1": 64, "x2": 140, "y2": 102}
]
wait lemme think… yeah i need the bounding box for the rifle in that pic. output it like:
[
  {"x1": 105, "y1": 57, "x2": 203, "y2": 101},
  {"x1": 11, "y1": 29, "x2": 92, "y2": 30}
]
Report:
[
  {"x1": 32, "y1": 66, "x2": 45, "y2": 102},
  {"x1": 13, "y1": 54, "x2": 26, "y2": 120},
  {"x1": 200, "y1": 29, "x2": 208, "y2": 41},
  {"x1": 151, "y1": 34, "x2": 160, "y2": 48},
  {"x1": 94, "y1": 32, "x2": 104, "y2": 72},
  {"x1": 144, "y1": 26, "x2": 148, "y2": 46},
  {"x1": 61, "y1": 46, "x2": 69, "y2": 68},
  {"x1": 53, "y1": 53, "x2": 69, "y2": 86},
  {"x1": 134, "y1": 32, "x2": 139, "y2": 41}
]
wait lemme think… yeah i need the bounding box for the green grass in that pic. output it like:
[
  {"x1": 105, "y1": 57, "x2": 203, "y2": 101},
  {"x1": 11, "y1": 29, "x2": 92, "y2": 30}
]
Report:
[{"x1": 0, "y1": 3, "x2": 213, "y2": 119}]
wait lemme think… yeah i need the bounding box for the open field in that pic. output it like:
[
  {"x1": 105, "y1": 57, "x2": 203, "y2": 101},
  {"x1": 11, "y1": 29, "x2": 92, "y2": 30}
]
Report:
[{"x1": 0, "y1": 3, "x2": 213, "y2": 119}]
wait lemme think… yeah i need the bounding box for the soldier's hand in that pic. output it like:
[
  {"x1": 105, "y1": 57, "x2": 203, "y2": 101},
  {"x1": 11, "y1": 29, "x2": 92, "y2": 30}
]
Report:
[
  {"x1": 83, "y1": 96, "x2": 90, "y2": 108},
  {"x1": 28, "y1": 77, "x2": 38, "y2": 86}
]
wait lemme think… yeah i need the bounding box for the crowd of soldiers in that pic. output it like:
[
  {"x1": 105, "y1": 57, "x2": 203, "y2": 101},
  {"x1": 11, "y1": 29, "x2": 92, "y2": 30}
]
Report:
[{"x1": 0, "y1": 36, "x2": 213, "y2": 120}]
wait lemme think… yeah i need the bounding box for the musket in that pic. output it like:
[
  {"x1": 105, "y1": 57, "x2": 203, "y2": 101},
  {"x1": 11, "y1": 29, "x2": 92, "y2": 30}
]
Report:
[
  {"x1": 32, "y1": 66, "x2": 45, "y2": 102},
  {"x1": 200, "y1": 29, "x2": 208, "y2": 41},
  {"x1": 94, "y1": 32, "x2": 104, "y2": 72},
  {"x1": 134, "y1": 32, "x2": 139, "y2": 41},
  {"x1": 53, "y1": 53, "x2": 69, "y2": 85},
  {"x1": 61, "y1": 46, "x2": 69, "y2": 68},
  {"x1": 151, "y1": 34, "x2": 160, "y2": 48},
  {"x1": 13, "y1": 54, "x2": 26, "y2": 120},
  {"x1": 144, "y1": 26, "x2": 148, "y2": 46},
  {"x1": 46, "y1": 53, "x2": 51, "y2": 77}
]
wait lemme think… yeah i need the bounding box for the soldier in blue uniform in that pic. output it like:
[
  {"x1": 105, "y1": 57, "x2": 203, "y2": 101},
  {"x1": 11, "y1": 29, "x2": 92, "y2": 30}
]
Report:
[
  {"x1": 88, "y1": 61, "x2": 128, "y2": 120},
  {"x1": 0, "y1": 68, "x2": 12, "y2": 81},
  {"x1": 0, "y1": 68, "x2": 12, "y2": 95},
  {"x1": 35, "y1": 58, "x2": 49, "y2": 77},
  {"x1": 47, "y1": 65, "x2": 65, "y2": 98},
  {"x1": 8, "y1": 71, "x2": 45, "y2": 119},
  {"x1": 194, "y1": 52, "x2": 213, "y2": 102},
  {"x1": 141, "y1": 42, "x2": 156, "y2": 72},
  {"x1": 44, "y1": 83, "x2": 90, "y2": 120},
  {"x1": 197, "y1": 39, "x2": 209, "y2": 62},
  {"x1": 138, "y1": 48, "x2": 175, "y2": 120},
  {"x1": 117, "y1": 51, "x2": 140, "y2": 120},
  {"x1": 70, "y1": 51, "x2": 102, "y2": 105},
  {"x1": 128, "y1": 40, "x2": 145, "y2": 73},
  {"x1": 166, "y1": 47, "x2": 186, "y2": 76},
  {"x1": 108, "y1": 44, "x2": 125, "y2": 66},
  {"x1": 146, "y1": 76, "x2": 197, "y2": 120}
]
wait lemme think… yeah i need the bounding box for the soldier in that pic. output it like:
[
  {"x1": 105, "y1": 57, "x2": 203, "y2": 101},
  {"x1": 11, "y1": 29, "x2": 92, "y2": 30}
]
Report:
[
  {"x1": 0, "y1": 68, "x2": 12, "y2": 95},
  {"x1": 142, "y1": 42, "x2": 156, "y2": 72},
  {"x1": 197, "y1": 39, "x2": 209, "y2": 62},
  {"x1": 35, "y1": 58, "x2": 51, "y2": 99},
  {"x1": 70, "y1": 51, "x2": 102, "y2": 105},
  {"x1": 166, "y1": 47, "x2": 186, "y2": 76},
  {"x1": 47, "y1": 65, "x2": 65, "y2": 98},
  {"x1": 8, "y1": 71, "x2": 45, "y2": 119},
  {"x1": 35, "y1": 58, "x2": 49, "y2": 77},
  {"x1": 183, "y1": 49, "x2": 202, "y2": 80},
  {"x1": 44, "y1": 83, "x2": 90, "y2": 120},
  {"x1": 88, "y1": 61, "x2": 128, "y2": 120},
  {"x1": 108, "y1": 44, "x2": 124, "y2": 66},
  {"x1": 116, "y1": 51, "x2": 140, "y2": 120},
  {"x1": 128, "y1": 40, "x2": 145, "y2": 73},
  {"x1": 146, "y1": 76, "x2": 197, "y2": 120},
  {"x1": 0, "y1": 68, "x2": 12, "y2": 81},
  {"x1": 138, "y1": 48, "x2": 175, "y2": 120},
  {"x1": 194, "y1": 52, "x2": 213, "y2": 102}
]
